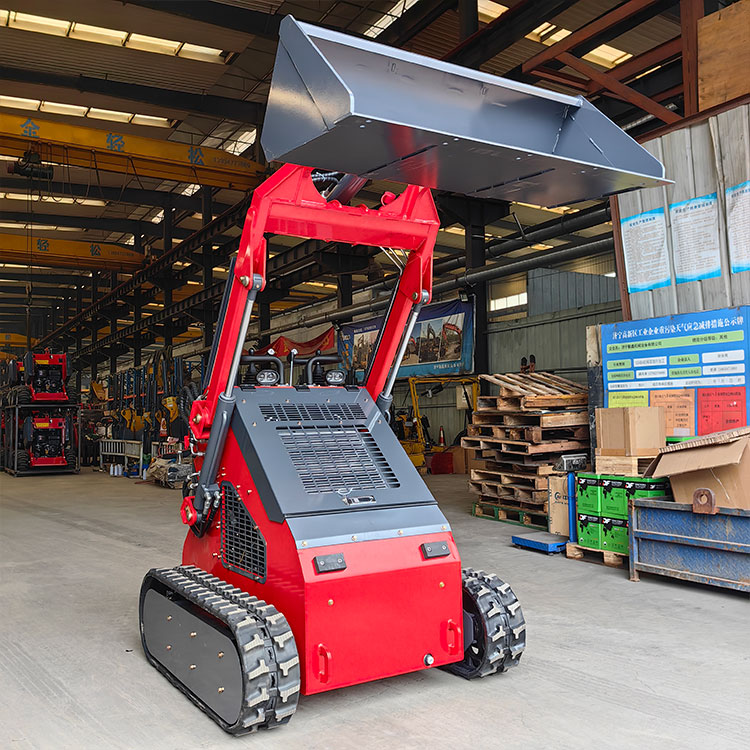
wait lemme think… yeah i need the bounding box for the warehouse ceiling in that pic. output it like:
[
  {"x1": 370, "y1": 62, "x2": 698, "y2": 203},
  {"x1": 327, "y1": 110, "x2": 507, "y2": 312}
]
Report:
[{"x1": 0, "y1": 0, "x2": 698, "y2": 358}]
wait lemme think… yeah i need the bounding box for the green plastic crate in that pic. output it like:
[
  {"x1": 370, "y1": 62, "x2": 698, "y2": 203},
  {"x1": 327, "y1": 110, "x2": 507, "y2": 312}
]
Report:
[
  {"x1": 577, "y1": 513, "x2": 602, "y2": 550},
  {"x1": 601, "y1": 517, "x2": 629, "y2": 555},
  {"x1": 575, "y1": 473, "x2": 601, "y2": 515}
]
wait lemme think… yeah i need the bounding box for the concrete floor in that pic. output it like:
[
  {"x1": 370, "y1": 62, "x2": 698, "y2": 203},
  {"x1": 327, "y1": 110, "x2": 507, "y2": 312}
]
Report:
[{"x1": 1, "y1": 471, "x2": 748, "y2": 750}]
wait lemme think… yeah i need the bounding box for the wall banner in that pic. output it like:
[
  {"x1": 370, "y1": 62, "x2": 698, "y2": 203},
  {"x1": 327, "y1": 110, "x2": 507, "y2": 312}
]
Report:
[
  {"x1": 338, "y1": 299, "x2": 474, "y2": 379},
  {"x1": 601, "y1": 307, "x2": 749, "y2": 436},
  {"x1": 726, "y1": 181, "x2": 750, "y2": 273},
  {"x1": 669, "y1": 192, "x2": 722, "y2": 283},
  {"x1": 620, "y1": 207, "x2": 671, "y2": 293}
]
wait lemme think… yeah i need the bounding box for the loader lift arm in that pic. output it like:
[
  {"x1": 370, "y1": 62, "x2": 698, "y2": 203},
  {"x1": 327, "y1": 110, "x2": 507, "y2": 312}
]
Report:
[{"x1": 187, "y1": 163, "x2": 439, "y2": 530}]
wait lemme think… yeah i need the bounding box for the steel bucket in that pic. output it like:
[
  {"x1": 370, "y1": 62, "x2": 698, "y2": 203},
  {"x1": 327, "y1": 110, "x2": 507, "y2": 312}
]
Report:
[{"x1": 261, "y1": 16, "x2": 669, "y2": 206}]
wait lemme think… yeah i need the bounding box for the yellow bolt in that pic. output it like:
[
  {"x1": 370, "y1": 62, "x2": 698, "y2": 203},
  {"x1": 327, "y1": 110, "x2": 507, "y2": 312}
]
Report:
[
  {"x1": 192, "y1": 414, "x2": 202, "y2": 424},
  {"x1": 328, "y1": 599, "x2": 334, "y2": 606},
  {"x1": 218, "y1": 687, "x2": 225, "y2": 693},
  {"x1": 189, "y1": 664, "x2": 196, "y2": 670},
  {"x1": 166, "y1": 645, "x2": 172, "y2": 650},
  {"x1": 439, "y1": 581, "x2": 445, "y2": 588},
  {"x1": 190, "y1": 632, "x2": 197, "y2": 638},
  {"x1": 166, "y1": 615, "x2": 172, "y2": 621},
  {"x1": 218, "y1": 652, "x2": 224, "y2": 659}
]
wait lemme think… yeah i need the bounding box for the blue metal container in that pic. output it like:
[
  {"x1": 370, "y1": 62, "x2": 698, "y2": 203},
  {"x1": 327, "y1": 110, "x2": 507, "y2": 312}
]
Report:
[{"x1": 629, "y1": 498, "x2": 750, "y2": 593}]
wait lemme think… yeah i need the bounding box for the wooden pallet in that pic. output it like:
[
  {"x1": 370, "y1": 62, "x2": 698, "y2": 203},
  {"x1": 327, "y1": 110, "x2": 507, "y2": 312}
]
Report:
[
  {"x1": 472, "y1": 500, "x2": 547, "y2": 529},
  {"x1": 565, "y1": 543, "x2": 627, "y2": 568},
  {"x1": 462, "y1": 435, "x2": 588, "y2": 455},
  {"x1": 472, "y1": 410, "x2": 589, "y2": 427},
  {"x1": 477, "y1": 372, "x2": 588, "y2": 411},
  {"x1": 470, "y1": 468, "x2": 550, "y2": 490},
  {"x1": 469, "y1": 480, "x2": 548, "y2": 504},
  {"x1": 467, "y1": 422, "x2": 589, "y2": 443},
  {"x1": 594, "y1": 454, "x2": 655, "y2": 476}
]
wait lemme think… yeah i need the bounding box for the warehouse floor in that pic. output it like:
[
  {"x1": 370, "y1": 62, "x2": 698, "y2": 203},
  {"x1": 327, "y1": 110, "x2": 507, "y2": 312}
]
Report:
[{"x1": 1, "y1": 472, "x2": 748, "y2": 750}]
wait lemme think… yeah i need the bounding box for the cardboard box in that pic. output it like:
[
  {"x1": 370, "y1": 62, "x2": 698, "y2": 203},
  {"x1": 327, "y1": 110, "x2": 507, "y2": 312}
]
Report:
[
  {"x1": 547, "y1": 473, "x2": 570, "y2": 537},
  {"x1": 645, "y1": 427, "x2": 750, "y2": 510},
  {"x1": 596, "y1": 406, "x2": 666, "y2": 457},
  {"x1": 447, "y1": 446, "x2": 467, "y2": 474}
]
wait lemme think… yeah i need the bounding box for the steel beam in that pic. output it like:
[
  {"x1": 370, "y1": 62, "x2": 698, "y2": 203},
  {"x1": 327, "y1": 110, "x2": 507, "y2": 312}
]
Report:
[
  {"x1": 0, "y1": 66, "x2": 264, "y2": 124},
  {"x1": 0, "y1": 177, "x2": 233, "y2": 213},
  {"x1": 0, "y1": 113, "x2": 265, "y2": 189},
  {"x1": 445, "y1": 0, "x2": 576, "y2": 67},
  {"x1": 0, "y1": 211, "x2": 194, "y2": 239},
  {"x1": 0, "y1": 232, "x2": 144, "y2": 271},
  {"x1": 377, "y1": 0, "x2": 457, "y2": 47}
]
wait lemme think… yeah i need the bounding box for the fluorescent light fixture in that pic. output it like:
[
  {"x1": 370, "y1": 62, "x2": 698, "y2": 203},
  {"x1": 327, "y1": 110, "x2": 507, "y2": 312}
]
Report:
[
  {"x1": 1, "y1": 193, "x2": 106, "y2": 206},
  {"x1": 0, "y1": 93, "x2": 172, "y2": 127},
  {"x1": 87, "y1": 107, "x2": 132, "y2": 123},
  {"x1": 1, "y1": 9, "x2": 227, "y2": 64},
  {"x1": 40, "y1": 101, "x2": 88, "y2": 117},
  {"x1": 605, "y1": 271, "x2": 617, "y2": 277},
  {"x1": 0, "y1": 94, "x2": 39, "y2": 109},
  {"x1": 69, "y1": 21, "x2": 127, "y2": 45},
  {"x1": 179, "y1": 42, "x2": 223, "y2": 64},
  {"x1": 127, "y1": 33, "x2": 181, "y2": 55}
]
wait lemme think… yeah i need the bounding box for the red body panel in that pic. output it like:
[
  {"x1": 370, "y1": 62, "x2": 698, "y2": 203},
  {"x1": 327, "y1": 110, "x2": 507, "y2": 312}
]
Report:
[
  {"x1": 27, "y1": 353, "x2": 68, "y2": 401},
  {"x1": 183, "y1": 429, "x2": 464, "y2": 695},
  {"x1": 31, "y1": 456, "x2": 67, "y2": 466}
]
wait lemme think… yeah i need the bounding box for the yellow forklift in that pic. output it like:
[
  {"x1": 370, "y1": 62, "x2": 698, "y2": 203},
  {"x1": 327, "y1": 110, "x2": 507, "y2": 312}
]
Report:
[{"x1": 394, "y1": 376, "x2": 478, "y2": 472}]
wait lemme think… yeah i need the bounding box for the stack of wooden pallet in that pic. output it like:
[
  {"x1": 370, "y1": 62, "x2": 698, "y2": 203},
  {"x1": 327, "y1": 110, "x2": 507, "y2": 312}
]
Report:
[{"x1": 462, "y1": 372, "x2": 589, "y2": 528}]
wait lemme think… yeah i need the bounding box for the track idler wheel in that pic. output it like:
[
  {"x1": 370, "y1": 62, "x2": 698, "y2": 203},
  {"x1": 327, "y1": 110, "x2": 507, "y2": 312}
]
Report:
[
  {"x1": 15, "y1": 386, "x2": 31, "y2": 405},
  {"x1": 139, "y1": 565, "x2": 300, "y2": 734},
  {"x1": 441, "y1": 568, "x2": 526, "y2": 679},
  {"x1": 13, "y1": 450, "x2": 30, "y2": 473}
]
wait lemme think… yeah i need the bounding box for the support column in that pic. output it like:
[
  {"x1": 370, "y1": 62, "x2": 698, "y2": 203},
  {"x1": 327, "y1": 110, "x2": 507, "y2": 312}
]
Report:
[
  {"x1": 90, "y1": 271, "x2": 99, "y2": 383},
  {"x1": 338, "y1": 273, "x2": 353, "y2": 308},
  {"x1": 465, "y1": 201, "x2": 489, "y2": 378},
  {"x1": 163, "y1": 207, "x2": 174, "y2": 348},
  {"x1": 458, "y1": 0, "x2": 478, "y2": 41},
  {"x1": 201, "y1": 187, "x2": 214, "y2": 350},
  {"x1": 259, "y1": 302, "x2": 271, "y2": 348},
  {"x1": 109, "y1": 272, "x2": 118, "y2": 376},
  {"x1": 133, "y1": 290, "x2": 142, "y2": 368},
  {"x1": 680, "y1": 0, "x2": 702, "y2": 117},
  {"x1": 75, "y1": 285, "x2": 83, "y2": 393}
]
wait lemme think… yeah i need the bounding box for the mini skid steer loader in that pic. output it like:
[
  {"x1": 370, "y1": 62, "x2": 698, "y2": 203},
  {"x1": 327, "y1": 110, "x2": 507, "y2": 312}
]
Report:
[{"x1": 139, "y1": 16, "x2": 668, "y2": 734}]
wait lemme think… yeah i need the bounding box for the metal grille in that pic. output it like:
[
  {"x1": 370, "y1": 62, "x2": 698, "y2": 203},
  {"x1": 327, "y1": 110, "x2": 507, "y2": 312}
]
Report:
[
  {"x1": 220, "y1": 482, "x2": 266, "y2": 582},
  {"x1": 278, "y1": 425, "x2": 399, "y2": 494},
  {"x1": 259, "y1": 403, "x2": 366, "y2": 422}
]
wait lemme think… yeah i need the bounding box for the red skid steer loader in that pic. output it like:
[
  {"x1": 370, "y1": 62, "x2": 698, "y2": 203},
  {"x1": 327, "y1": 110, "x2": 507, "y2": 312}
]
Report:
[{"x1": 138, "y1": 16, "x2": 668, "y2": 734}]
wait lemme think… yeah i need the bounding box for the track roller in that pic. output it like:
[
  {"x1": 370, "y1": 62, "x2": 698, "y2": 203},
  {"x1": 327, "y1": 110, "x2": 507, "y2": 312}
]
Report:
[
  {"x1": 441, "y1": 568, "x2": 526, "y2": 679},
  {"x1": 139, "y1": 565, "x2": 300, "y2": 735}
]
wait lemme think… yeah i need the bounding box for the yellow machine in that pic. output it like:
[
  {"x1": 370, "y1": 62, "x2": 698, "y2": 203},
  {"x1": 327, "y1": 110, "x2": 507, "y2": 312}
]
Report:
[{"x1": 396, "y1": 376, "x2": 478, "y2": 472}]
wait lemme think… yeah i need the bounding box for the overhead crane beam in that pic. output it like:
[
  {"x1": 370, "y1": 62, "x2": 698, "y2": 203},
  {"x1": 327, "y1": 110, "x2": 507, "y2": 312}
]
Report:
[
  {"x1": 0, "y1": 232, "x2": 144, "y2": 271},
  {"x1": 0, "y1": 177, "x2": 232, "y2": 213},
  {"x1": 0, "y1": 113, "x2": 266, "y2": 190}
]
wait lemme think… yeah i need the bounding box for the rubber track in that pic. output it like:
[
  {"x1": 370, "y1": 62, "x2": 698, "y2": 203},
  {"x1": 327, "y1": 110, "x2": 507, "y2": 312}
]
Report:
[
  {"x1": 442, "y1": 567, "x2": 526, "y2": 679},
  {"x1": 141, "y1": 565, "x2": 300, "y2": 734}
]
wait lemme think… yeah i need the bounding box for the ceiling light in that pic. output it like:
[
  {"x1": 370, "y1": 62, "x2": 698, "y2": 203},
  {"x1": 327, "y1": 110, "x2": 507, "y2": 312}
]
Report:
[
  {"x1": 0, "y1": 9, "x2": 228, "y2": 64},
  {"x1": 88, "y1": 107, "x2": 132, "y2": 123},
  {"x1": 127, "y1": 33, "x2": 181, "y2": 56},
  {"x1": 8, "y1": 11, "x2": 69, "y2": 36},
  {"x1": 40, "y1": 101, "x2": 88, "y2": 117},
  {"x1": 0, "y1": 94, "x2": 40, "y2": 110},
  {"x1": 69, "y1": 21, "x2": 127, "y2": 45},
  {"x1": 605, "y1": 271, "x2": 616, "y2": 277},
  {"x1": 130, "y1": 114, "x2": 170, "y2": 127},
  {"x1": 179, "y1": 43, "x2": 223, "y2": 64},
  {"x1": 1, "y1": 193, "x2": 106, "y2": 206}
]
